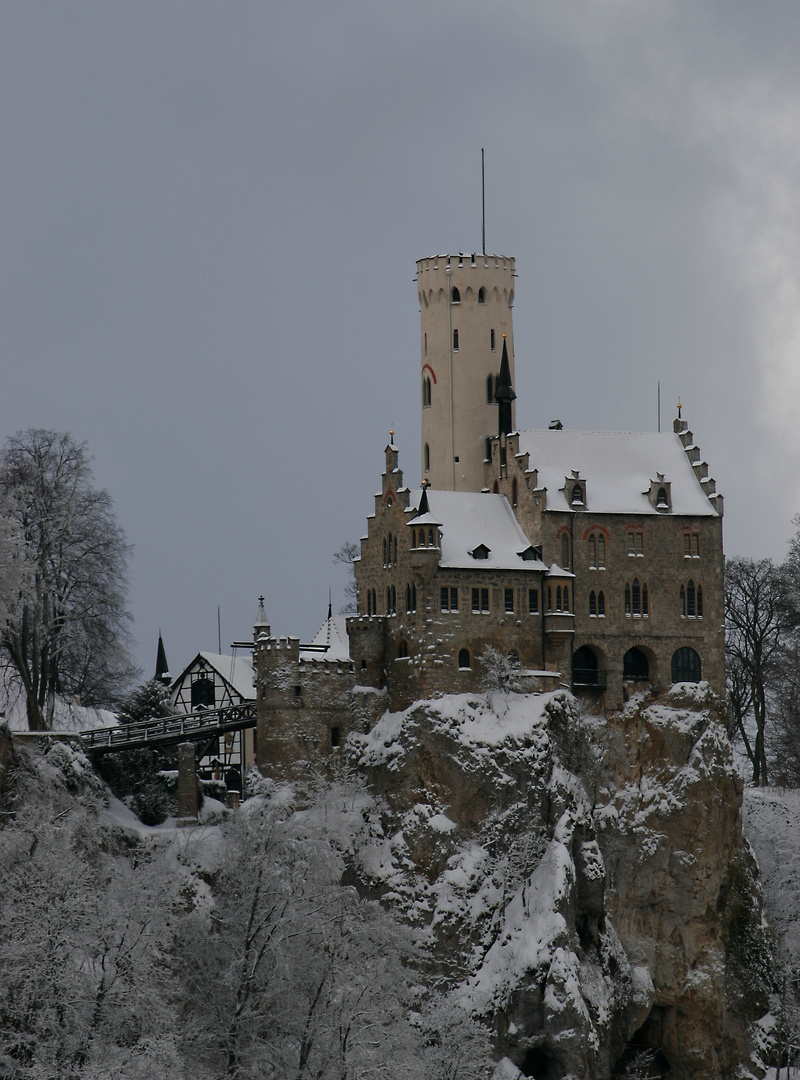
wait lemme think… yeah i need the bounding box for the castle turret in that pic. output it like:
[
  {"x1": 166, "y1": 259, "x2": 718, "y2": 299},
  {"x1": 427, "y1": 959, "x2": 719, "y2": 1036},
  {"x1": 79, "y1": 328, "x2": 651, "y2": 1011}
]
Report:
[
  {"x1": 494, "y1": 335, "x2": 516, "y2": 437},
  {"x1": 417, "y1": 252, "x2": 516, "y2": 492}
]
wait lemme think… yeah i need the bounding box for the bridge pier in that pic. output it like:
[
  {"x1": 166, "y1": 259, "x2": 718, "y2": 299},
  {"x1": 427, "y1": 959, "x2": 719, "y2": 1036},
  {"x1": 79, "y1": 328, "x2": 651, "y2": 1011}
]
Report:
[{"x1": 176, "y1": 742, "x2": 199, "y2": 826}]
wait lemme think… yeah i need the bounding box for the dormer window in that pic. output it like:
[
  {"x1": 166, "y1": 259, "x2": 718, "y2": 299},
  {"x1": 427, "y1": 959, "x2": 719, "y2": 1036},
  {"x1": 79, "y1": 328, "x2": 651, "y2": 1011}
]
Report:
[
  {"x1": 648, "y1": 475, "x2": 672, "y2": 512},
  {"x1": 571, "y1": 484, "x2": 583, "y2": 505},
  {"x1": 470, "y1": 544, "x2": 491, "y2": 560},
  {"x1": 657, "y1": 487, "x2": 668, "y2": 507},
  {"x1": 565, "y1": 473, "x2": 586, "y2": 508}
]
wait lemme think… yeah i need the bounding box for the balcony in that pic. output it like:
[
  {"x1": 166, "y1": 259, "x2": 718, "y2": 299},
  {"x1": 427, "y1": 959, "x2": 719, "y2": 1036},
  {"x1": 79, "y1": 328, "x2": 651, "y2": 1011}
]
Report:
[{"x1": 572, "y1": 667, "x2": 607, "y2": 692}]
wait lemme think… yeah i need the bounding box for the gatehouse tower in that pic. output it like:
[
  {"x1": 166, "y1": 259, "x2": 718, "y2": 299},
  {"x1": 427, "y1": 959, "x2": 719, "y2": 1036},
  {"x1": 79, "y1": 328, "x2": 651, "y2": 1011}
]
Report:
[{"x1": 417, "y1": 252, "x2": 516, "y2": 492}]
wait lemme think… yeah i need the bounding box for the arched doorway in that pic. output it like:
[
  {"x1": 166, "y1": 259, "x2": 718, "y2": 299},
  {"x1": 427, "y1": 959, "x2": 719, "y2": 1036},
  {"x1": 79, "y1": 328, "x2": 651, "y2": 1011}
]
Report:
[
  {"x1": 671, "y1": 647, "x2": 701, "y2": 684},
  {"x1": 623, "y1": 647, "x2": 649, "y2": 681}
]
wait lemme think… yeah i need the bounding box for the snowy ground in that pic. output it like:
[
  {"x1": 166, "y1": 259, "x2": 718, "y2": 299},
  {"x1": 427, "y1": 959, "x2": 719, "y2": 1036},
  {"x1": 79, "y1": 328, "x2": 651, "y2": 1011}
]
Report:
[
  {"x1": 1, "y1": 675, "x2": 116, "y2": 731},
  {"x1": 743, "y1": 785, "x2": 800, "y2": 970}
]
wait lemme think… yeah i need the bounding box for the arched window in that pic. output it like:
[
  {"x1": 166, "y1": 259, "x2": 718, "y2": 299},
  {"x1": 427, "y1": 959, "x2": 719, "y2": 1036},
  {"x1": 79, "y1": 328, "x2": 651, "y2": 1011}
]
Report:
[
  {"x1": 406, "y1": 584, "x2": 411, "y2": 613},
  {"x1": 191, "y1": 673, "x2": 215, "y2": 709},
  {"x1": 451, "y1": 286, "x2": 460, "y2": 303},
  {"x1": 657, "y1": 487, "x2": 668, "y2": 508},
  {"x1": 382, "y1": 539, "x2": 387, "y2": 567},
  {"x1": 642, "y1": 582, "x2": 649, "y2": 617},
  {"x1": 486, "y1": 374, "x2": 494, "y2": 403},
  {"x1": 393, "y1": 536, "x2": 398, "y2": 565},
  {"x1": 589, "y1": 535, "x2": 596, "y2": 568},
  {"x1": 491, "y1": 328, "x2": 496, "y2": 351},
  {"x1": 562, "y1": 586, "x2": 569, "y2": 613},
  {"x1": 561, "y1": 532, "x2": 570, "y2": 570},
  {"x1": 453, "y1": 328, "x2": 459, "y2": 351},
  {"x1": 458, "y1": 648, "x2": 471, "y2": 670},
  {"x1": 680, "y1": 584, "x2": 686, "y2": 618},
  {"x1": 547, "y1": 587, "x2": 552, "y2": 612},
  {"x1": 573, "y1": 645, "x2": 599, "y2": 686},
  {"x1": 625, "y1": 583, "x2": 631, "y2": 617},
  {"x1": 396, "y1": 639, "x2": 409, "y2": 659},
  {"x1": 697, "y1": 584, "x2": 703, "y2": 618},
  {"x1": 424, "y1": 332, "x2": 427, "y2": 356},
  {"x1": 571, "y1": 484, "x2": 583, "y2": 506},
  {"x1": 512, "y1": 478, "x2": 518, "y2": 506},
  {"x1": 632, "y1": 578, "x2": 641, "y2": 617},
  {"x1": 589, "y1": 590, "x2": 597, "y2": 616},
  {"x1": 597, "y1": 535, "x2": 605, "y2": 568},
  {"x1": 556, "y1": 586, "x2": 562, "y2": 612},
  {"x1": 386, "y1": 586, "x2": 391, "y2": 612},
  {"x1": 428, "y1": 528, "x2": 434, "y2": 547},
  {"x1": 412, "y1": 529, "x2": 417, "y2": 548},
  {"x1": 391, "y1": 585, "x2": 396, "y2": 613},
  {"x1": 672, "y1": 647, "x2": 701, "y2": 684},
  {"x1": 422, "y1": 377, "x2": 432, "y2": 408},
  {"x1": 687, "y1": 580, "x2": 696, "y2": 618},
  {"x1": 478, "y1": 287, "x2": 486, "y2": 304},
  {"x1": 624, "y1": 648, "x2": 649, "y2": 680},
  {"x1": 424, "y1": 443, "x2": 430, "y2": 472},
  {"x1": 598, "y1": 591, "x2": 605, "y2": 616}
]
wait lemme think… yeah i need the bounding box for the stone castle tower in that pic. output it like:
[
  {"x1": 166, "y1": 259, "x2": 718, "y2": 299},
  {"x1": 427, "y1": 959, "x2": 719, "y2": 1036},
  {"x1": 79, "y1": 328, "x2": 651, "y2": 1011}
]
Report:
[{"x1": 417, "y1": 253, "x2": 516, "y2": 491}]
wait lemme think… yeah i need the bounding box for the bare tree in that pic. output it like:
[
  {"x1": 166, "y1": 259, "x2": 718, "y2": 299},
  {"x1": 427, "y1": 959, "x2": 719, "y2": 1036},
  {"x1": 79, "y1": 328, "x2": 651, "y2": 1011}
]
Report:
[
  {"x1": 0, "y1": 430, "x2": 138, "y2": 729},
  {"x1": 725, "y1": 556, "x2": 794, "y2": 786},
  {"x1": 333, "y1": 540, "x2": 360, "y2": 615}
]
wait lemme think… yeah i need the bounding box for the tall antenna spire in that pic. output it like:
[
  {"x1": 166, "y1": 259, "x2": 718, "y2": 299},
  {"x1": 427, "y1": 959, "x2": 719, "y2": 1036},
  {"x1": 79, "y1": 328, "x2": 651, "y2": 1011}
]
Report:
[{"x1": 481, "y1": 148, "x2": 486, "y2": 254}]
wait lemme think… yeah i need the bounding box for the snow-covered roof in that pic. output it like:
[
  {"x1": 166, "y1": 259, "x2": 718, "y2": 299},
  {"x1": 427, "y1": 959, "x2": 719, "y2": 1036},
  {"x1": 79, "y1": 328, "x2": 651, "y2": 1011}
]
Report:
[
  {"x1": 515, "y1": 429, "x2": 718, "y2": 517},
  {"x1": 407, "y1": 490, "x2": 547, "y2": 571},
  {"x1": 194, "y1": 652, "x2": 255, "y2": 700},
  {"x1": 299, "y1": 615, "x2": 351, "y2": 663}
]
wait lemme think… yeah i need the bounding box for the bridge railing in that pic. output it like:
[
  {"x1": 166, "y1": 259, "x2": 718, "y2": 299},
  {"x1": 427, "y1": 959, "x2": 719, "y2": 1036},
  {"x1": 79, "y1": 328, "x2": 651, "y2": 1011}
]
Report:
[{"x1": 79, "y1": 700, "x2": 258, "y2": 754}]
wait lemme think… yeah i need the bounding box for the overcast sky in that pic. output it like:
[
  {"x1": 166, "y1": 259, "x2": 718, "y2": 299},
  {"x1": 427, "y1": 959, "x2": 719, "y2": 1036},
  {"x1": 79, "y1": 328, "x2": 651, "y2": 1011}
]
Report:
[{"x1": 2, "y1": 2, "x2": 800, "y2": 681}]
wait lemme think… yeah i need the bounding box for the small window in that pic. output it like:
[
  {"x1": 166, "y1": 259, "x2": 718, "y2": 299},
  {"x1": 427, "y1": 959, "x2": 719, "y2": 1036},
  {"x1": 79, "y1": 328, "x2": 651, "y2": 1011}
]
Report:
[
  {"x1": 625, "y1": 582, "x2": 631, "y2": 617},
  {"x1": 561, "y1": 532, "x2": 570, "y2": 570},
  {"x1": 424, "y1": 443, "x2": 430, "y2": 473},
  {"x1": 331, "y1": 726, "x2": 340, "y2": 747},
  {"x1": 697, "y1": 584, "x2": 703, "y2": 618},
  {"x1": 451, "y1": 286, "x2": 460, "y2": 303},
  {"x1": 571, "y1": 484, "x2": 583, "y2": 506},
  {"x1": 486, "y1": 374, "x2": 494, "y2": 403},
  {"x1": 589, "y1": 590, "x2": 597, "y2": 616},
  {"x1": 485, "y1": 437, "x2": 492, "y2": 462},
  {"x1": 642, "y1": 582, "x2": 649, "y2": 617},
  {"x1": 632, "y1": 578, "x2": 641, "y2": 617},
  {"x1": 529, "y1": 589, "x2": 539, "y2": 614},
  {"x1": 512, "y1": 478, "x2": 518, "y2": 506},
  {"x1": 597, "y1": 534, "x2": 606, "y2": 568},
  {"x1": 547, "y1": 586, "x2": 552, "y2": 612},
  {"x1": 478, "y1": 287, "x2": 486, "y2": 304},
  {"x1": 556, "y1": 586, "x2": 562, "y2": 612},
  {"x1": 627, "y1": 530, "x2": 644, "y2": 557},
  {"x1": 684, "y1": 533, "x2": 701, "y2": 558},
  {"x1": 441, "y1": 586, "x2": 458, "y2": 612},
  {"x1": 396, "y1": 639, "x2": 409, "y2": 659},
  {"x1": 424, "y1": 332, "x2": 427, "y2": 356},
  {"x1": 680, "y1": 584, "x2": 686, "y2": 618},
  {"x1": 471, "y1": 587, "x2": 489, "y2": 613},
  {"x1": 598, "y1": 590, "x2": 605, "y2": 617},
  {"x1": 422, "y1": 377, "x2": 432, "y2": 408},
  {"x1": 458, "y1": 648, "x2": 472, "y2": 670},
  {"x1": 428, "y1": 528, "x2": 435, "y2": 546},
  {"x1": 507, "y1": 649, "x2": 519, "y2": 664},
  {"x1": 588, "y1": 535, "x2": 596, "y2": 569},
  {"x1": 491, "y1": 328, "x2": 496, "y2": 351},
  {"x1": 657, "y1": 487, "x2": 668, "y2": 508},
  {"x1": 562, "y1": 586, "x2": 569, "y2": 613},
  {"x1": 505, "y1": 588, "x2": 514, "y2": 614},
  {"x1": 453, "y1": 329, "x2": 459, "y2": 351},
  {"x1": 687, "y1": 580, "x2": 696, "y2": 618}
]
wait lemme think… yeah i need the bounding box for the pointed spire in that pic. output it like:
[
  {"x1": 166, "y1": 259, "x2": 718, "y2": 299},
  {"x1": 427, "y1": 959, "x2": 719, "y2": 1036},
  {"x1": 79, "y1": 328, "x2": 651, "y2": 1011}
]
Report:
[
  {"x1": 417, "y1": 486, "x2": 430, "y2": 517},
  {"x1": 255, "y1": 595, "x2": 269, "y2": 626},
  {"x1": 328, "y1": 588, "x2": 332, "y2": 621},
  {"x1": 155, "y1": 632, "x2": 170, "y2": 684},
  {"x1": 494, "y1": 335, "x2": 516, "y2": 436}
]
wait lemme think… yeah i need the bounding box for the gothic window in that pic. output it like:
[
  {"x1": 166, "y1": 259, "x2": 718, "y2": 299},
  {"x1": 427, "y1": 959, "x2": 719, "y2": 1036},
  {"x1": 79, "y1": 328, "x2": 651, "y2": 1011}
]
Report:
[
  {"x1": 589, "y1": 590, "x2": 597, "y2": 616},
  {"x1": 386, "y1": 586, "x2": 391, "y2": 613},
  {"x1": 406, "y1": 585, "x2": 412, "y2": 613},
  {"x1": 458, "y1": 648, "x2": 472, "y2": 670},
  {"x1": 597, "y1": 535, "x2": 606, "y2": 568},
  {"x1": 422, "y1": 377, "x2": 432, "y2": 408},
  {"x1": 486, "y1": 374, "x2": 494, "y2": 403},
  {"x1": 588, "y1": 535, "x2": 596, "y2": 568},
  {"x1": 505, "y1": 588, "x2": 514, "y2": 614},
  {"x1": 556, "y1": 586, "x2": 562, "y2": 612},
  {"x1": 529, "y1": 589, "x2": 539, "y2": 614},
  {"x1": 642, "y1": 582, "x2": 649, "y2": 617},
  {"x1": 394, "y1": 536, "x2": 398, "y2": 565},
  {"x1": 478, "y1": 287, "x2": 487, "y2": 304},
  {"x1": 598, "y1": 590, "x2": 605, "y2": 616},
  {"x1": 451, "y1": 286, "x2": 460, "y2": 303},
  {"x1": 412, "y1": 529, "x2": 417, "y2": 548},
  {"x1": 624, "y1": 648, "x2": 649, "y2": 680},
  {"x1": 382, "y1": 538, "x2": 387, "y2": 567},
  {"x1": 392, "y1": 585, "x2": 396, "y2": 613},
  {"x1": 561, "y1": 532, "x2": 570, "y2": 570},
  {"x1": 563, "y1": 585, "x2": 570, "y2": 612},
  {"x1": 453, "y1": 329, "x2": 459, "y2": 351},
  {"x1": 424, "y1": 443, "x2": 430, "y2": 472},
  {"x1": 632, "y1": 578, "x2": 641, "y2": 617},
  {"x1": 687, "y1": 580, "x2": 696, "y2": 619},
  {"x1": 491, "y1": 328, "x2": 496, "y2": 351},
  {"x1": 485, "y1": 437, "x2": 492, "y2": 462},
  {"x1": 625, "y1": 583, "x2": 631, "y2": 617},
  {"x1": 428, "y1": 528, "x2": 434, "y2": 547},
  {"x1": 672, "y1": 646, "x2": 701, "y2": 684},
  {"x1": 424, "y1": 332, "x2": 427, "y2": 356},
  {"x1": 396, "y1": 639, "x2": 409, "y2": 659},
  {"x1": 697, "y1": 584, "x2": 703, "y2": 618},
  {"x1": 547, "y1": 586, "x2": 552, "y2": 612}
]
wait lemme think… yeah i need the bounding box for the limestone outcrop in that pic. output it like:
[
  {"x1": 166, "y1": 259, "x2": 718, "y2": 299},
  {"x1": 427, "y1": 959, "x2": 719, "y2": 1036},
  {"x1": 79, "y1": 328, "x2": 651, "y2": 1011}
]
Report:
[{"x1": 348, "y1": 685, "x2": 771, "y2": 1079}]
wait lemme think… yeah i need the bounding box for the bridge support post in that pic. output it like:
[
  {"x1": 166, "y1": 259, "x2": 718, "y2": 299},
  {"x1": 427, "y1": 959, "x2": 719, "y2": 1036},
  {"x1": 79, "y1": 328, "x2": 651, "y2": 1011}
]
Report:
[{"x1": 176, "y1": 742, "x2": 199, "y2": 826}]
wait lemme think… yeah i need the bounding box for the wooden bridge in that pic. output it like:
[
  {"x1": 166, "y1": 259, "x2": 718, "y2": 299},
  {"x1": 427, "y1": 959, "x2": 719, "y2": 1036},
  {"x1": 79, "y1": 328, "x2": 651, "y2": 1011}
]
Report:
[{"x1": 79, "y1": 701, "x2": 258, "y2": 756}]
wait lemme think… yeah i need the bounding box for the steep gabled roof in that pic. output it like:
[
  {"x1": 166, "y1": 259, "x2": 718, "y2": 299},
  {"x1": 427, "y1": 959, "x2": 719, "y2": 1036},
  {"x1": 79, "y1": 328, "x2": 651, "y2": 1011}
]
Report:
[
  {"x1": 299, "y1": 614, "x2": 351, "y2": 663},
  {"x1": 171, "y1": 652, "x2": 256, "y2": 701},
  {"x1": 516, "y1": 429, "x2": 718, "y2": 517},
  {"x1": 406, "y1": 490, "x2": 547, "y2": 571}
]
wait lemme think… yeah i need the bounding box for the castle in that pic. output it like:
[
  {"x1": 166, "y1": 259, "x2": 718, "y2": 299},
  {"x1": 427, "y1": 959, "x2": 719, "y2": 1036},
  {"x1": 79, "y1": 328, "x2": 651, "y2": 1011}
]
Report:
[{"x1": 254, "y1": 252, "x2": 724, "y2": 772}]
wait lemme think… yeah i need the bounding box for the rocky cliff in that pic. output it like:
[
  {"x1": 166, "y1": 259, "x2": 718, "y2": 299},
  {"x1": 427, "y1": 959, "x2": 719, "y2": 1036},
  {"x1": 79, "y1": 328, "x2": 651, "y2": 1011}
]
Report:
[{"x1": 347, "y1": 684, "x2": 772, "y2": 1079}]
